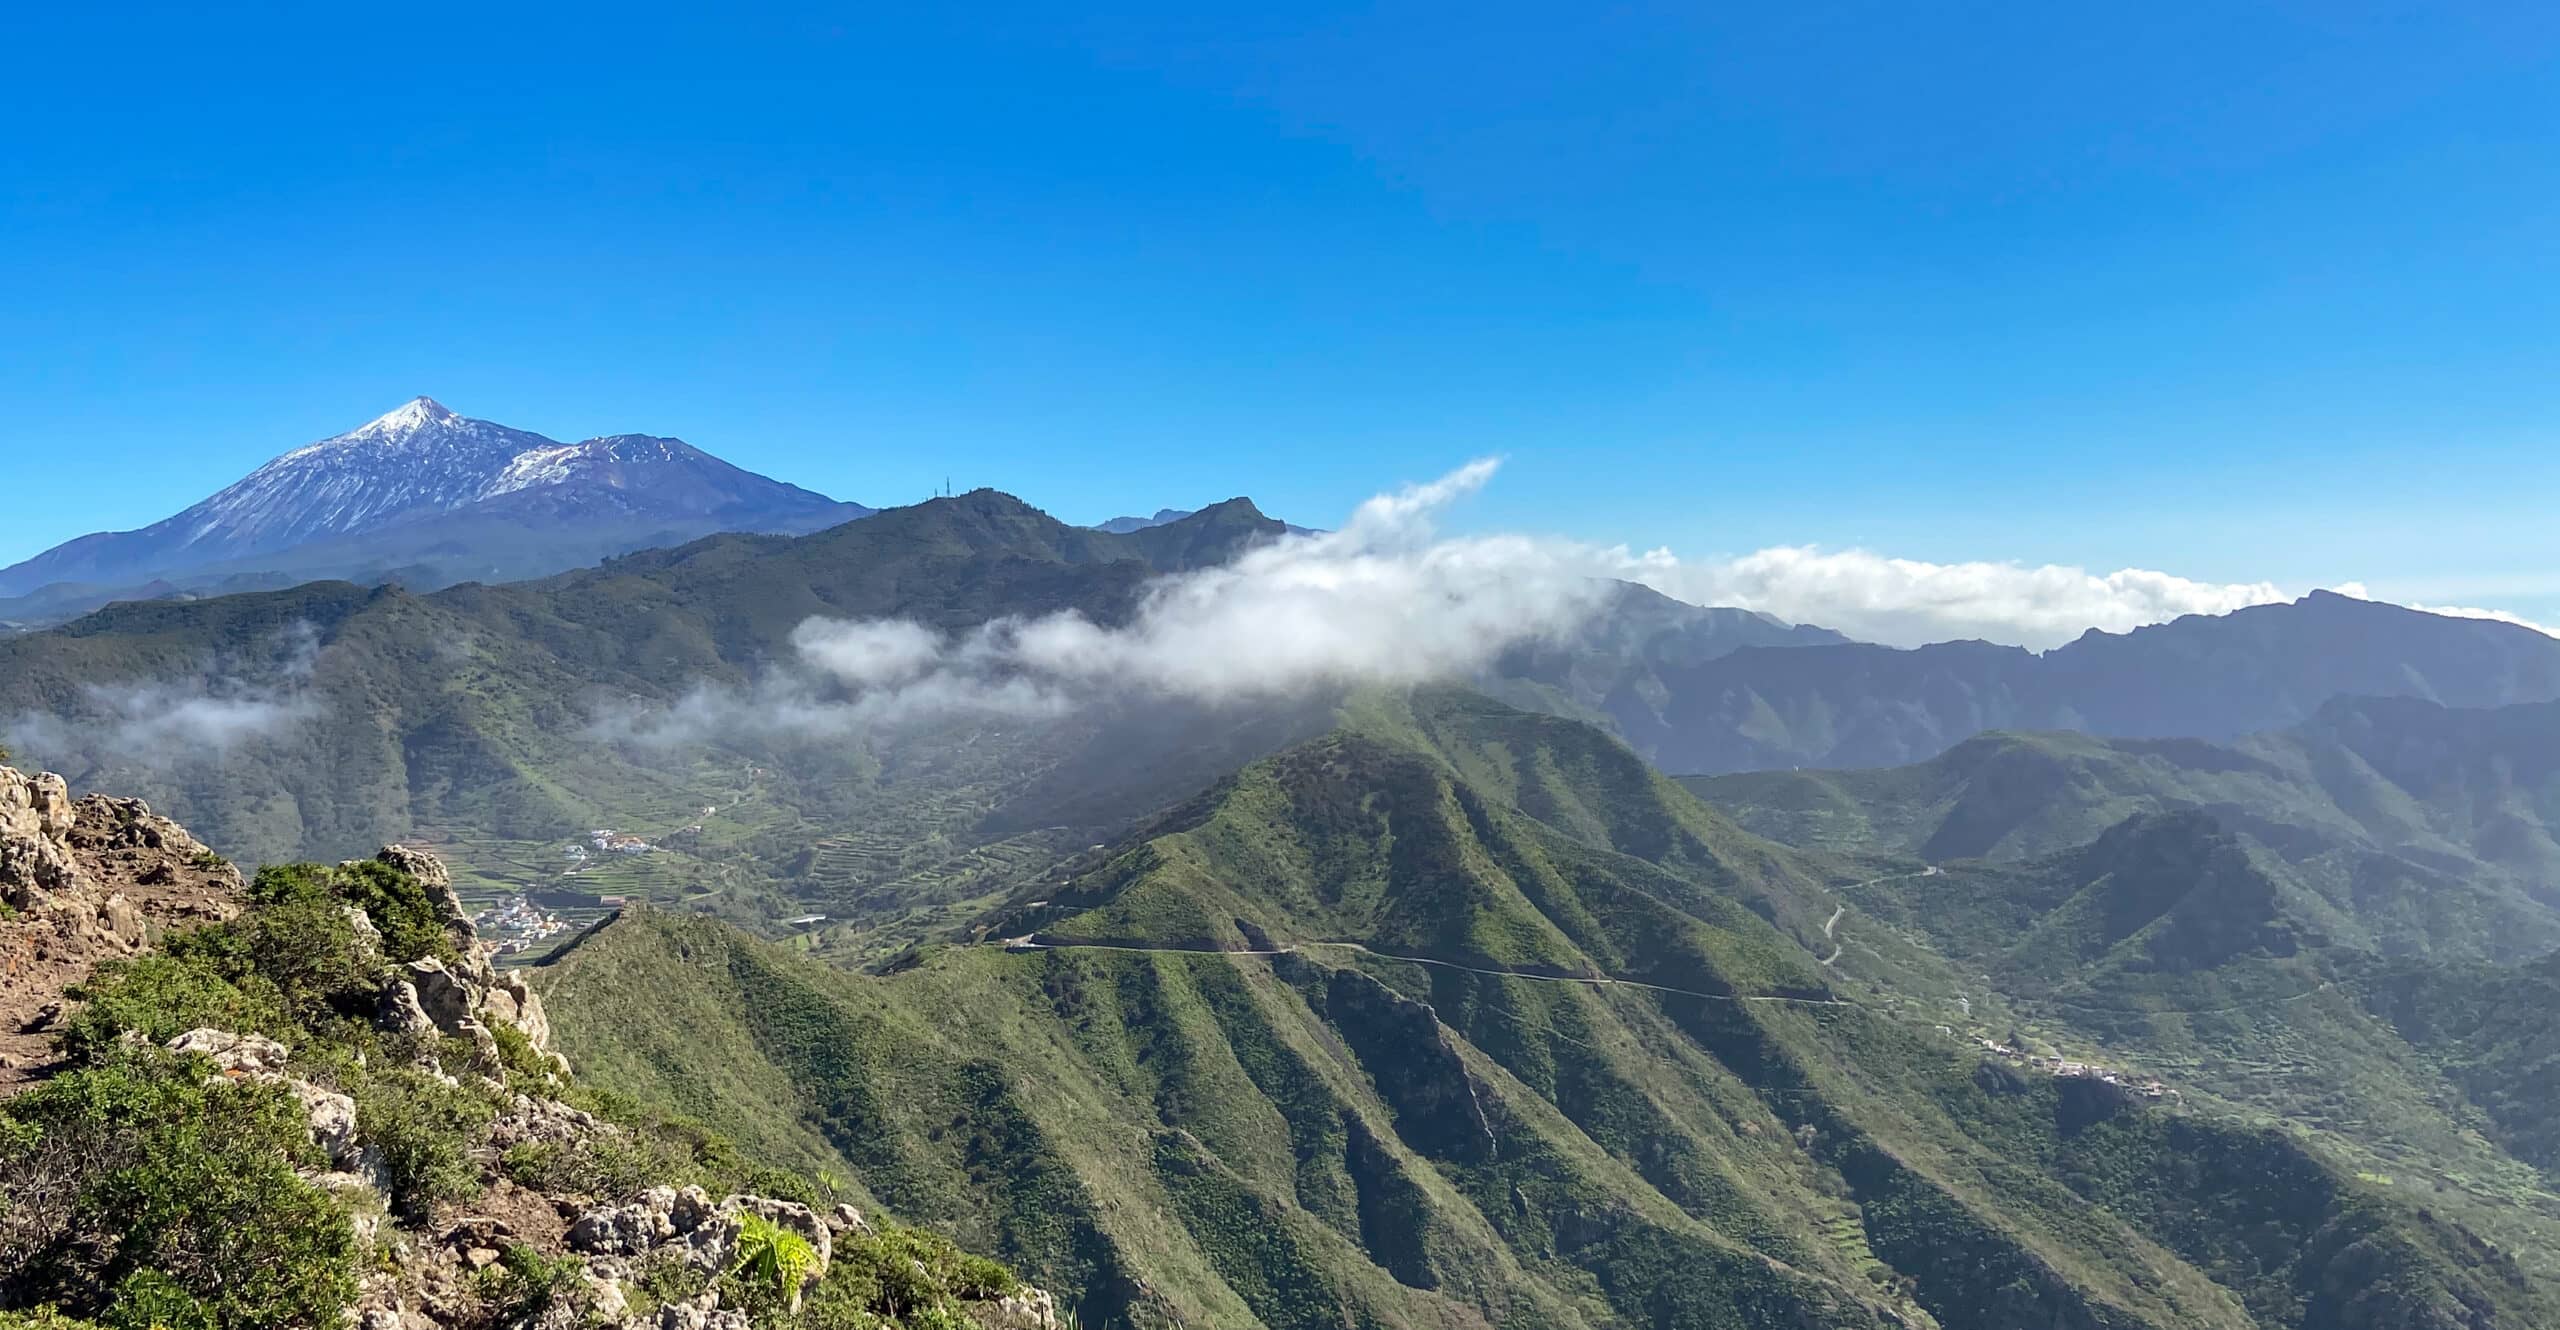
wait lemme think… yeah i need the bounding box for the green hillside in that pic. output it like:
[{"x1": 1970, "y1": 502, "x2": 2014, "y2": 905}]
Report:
[
  {"x1": 0, "y1": 494, "x2": 1329, "y2": 942},
  {"x1": 536, "y1": 691, "x2": 2545, "y2": 1329},
  {"x1": 1684, "y1": 698, "x2": 2560, "y2": 963},
  {"x1": 1726, "y1": 752, "x2": 2560, "y2": 1291}
]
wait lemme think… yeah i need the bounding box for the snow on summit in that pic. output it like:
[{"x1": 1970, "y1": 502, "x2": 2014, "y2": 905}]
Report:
[{"x1": 0, "y1": 398, "x2": 869, "y2": 602}]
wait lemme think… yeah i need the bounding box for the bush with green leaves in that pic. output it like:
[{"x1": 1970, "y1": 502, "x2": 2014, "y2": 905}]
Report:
[
  {"x1": 248, "y1": 860, "x2": 456, "y2": 967},
  {"x1": 468, "y1": 1241, "x2": 588, "y2": 1326},
  {"x1": 0, "y1": 1047, "x2": 357, "y2": 1329},
  {"x1": 60, "y1": 856, "x2": 455, "y2": 1062},
  {"x1": 354, "y1": 1065, "x2": 496, "y2": 1219},
  {"x1": 787, "y1": 1221, "x2": 1021, "y2": 1329},
  {"x1": 56, "y1": 952, "x2": 293, "y2": 1060}
]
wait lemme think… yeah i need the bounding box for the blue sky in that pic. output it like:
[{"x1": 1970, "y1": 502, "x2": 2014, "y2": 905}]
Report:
[{"x1": 5, "y1": 2, "x2": 2557, "y2": 625}]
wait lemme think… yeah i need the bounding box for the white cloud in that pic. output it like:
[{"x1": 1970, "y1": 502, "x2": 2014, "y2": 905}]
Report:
[
  {"x1": 7, "y1": 622, "x2": 323, "y2": 765},
  {"x1": 595, "y1": 460, "x2": 2559, "y2": 745},
  {"x1": 1636, "y1": 547, "x2": 2293, "y2": 649},
  {"x1": 2324, "y1": 582, "x2": 2559, "y2": 638},
  {"x1": 605, "y1": 460, "x2": 1613, "y2": 743}
]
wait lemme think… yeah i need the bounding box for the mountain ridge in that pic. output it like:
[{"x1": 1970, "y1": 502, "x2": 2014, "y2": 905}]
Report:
[{"x1": 1607, "y1": 590, "x2": 2560, "y2": 775}]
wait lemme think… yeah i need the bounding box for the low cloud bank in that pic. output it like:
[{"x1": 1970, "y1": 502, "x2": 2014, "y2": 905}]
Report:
[
  {"x1": 7, "y1": 622, "x2": 323, "y2": 765},
  {"x1": 1641, "y1": 548, "x2": 2291, "y2": 649},
  {"x1": 606, "y1": 459, "x2": 1615, "y2": 744},
  {"x1": 598, "y1": 460, "x2": 2554, "y2": 743}
]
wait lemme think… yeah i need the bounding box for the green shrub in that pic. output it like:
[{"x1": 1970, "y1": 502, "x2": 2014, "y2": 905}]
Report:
[
  {"x1": 0, "y1": 1047, "x2": 356, "y2": 1329},
  {"x1": 171, "y1": 891, "x2": 374, "y2": 1029},
  {"x1": 102, "y1": 1268, "x2": 213, "y2": 1330},
  {"x1": 470, "y1": 1241, "x2": 586, "y2": 1324},
  {"x1": 249, "y1": 861, "x2": 454, "y2": 967},
  {"x1": 793, "y1": 1221, "x2": 1021, "y2": 1328},
  {"x1": 500, "y1": 1129, "x2": 691, "y2": 1201},
  {"x1": 0, "y1": 1311, "x2": 106, "y2": 1329},
  {"x1": 58, "y1": 953, "x2": 293, "y2": 1060},
  {"x1": 353, "y1": 1066, "x2": 494, "y2": 1219}
]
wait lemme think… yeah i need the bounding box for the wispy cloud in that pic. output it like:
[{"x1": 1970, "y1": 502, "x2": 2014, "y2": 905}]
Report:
[
  {"x1": 8, "y1": 622, "x2": 323, "y2": 765},
  {"x1": 2326, "y1": 582, "x2": 2558, "y2": 638}
]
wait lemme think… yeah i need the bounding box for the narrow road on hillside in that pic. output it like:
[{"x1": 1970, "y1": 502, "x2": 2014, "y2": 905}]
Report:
[
  {"x1": 1819, "y1": 864, "x2": 1938, "y2": 966},
  {"x1": 1001, "y1": 937, "x2": 1849, "y2": 1007}
]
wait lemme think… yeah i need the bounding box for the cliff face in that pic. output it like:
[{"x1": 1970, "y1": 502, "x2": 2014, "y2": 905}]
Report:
[{"x1": 0, "y1": 763, "x2": 1054, "y2": 1330}]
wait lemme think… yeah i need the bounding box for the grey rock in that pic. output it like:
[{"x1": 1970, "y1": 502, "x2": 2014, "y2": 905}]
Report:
[
  {"x1": 166, "y1": 1027, "x2": 288, "y2": 1076},
  {"x1": 289, "y1": 1078, "x2": 363, "y2": 1167},
  {"x1": 377, "y1": 979, "x2": 439, "y2": 1041},
  {"x1": 405, "y1": 957, "x2": 478, "y2": 1033}
]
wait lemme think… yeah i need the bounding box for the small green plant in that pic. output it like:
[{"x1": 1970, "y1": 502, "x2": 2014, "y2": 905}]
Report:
[
  {"x1": 471, "y1": 1242, "x2": 586, "y2": 1323},
  {"x1": 727, "y1": 1212, "x2": 821, "y2": 1307}
]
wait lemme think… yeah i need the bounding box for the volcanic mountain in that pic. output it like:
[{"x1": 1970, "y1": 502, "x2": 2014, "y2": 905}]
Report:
[{"x1": 0, "y1": 397, "x2": 870, "y2": 619}]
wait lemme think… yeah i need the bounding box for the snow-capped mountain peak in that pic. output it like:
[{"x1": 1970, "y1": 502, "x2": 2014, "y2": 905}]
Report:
[
  {"x1": 359, "y1": 395, "x2": 458, "y2": 435},
  {"x1": 0, "y1": 399, "x2": 872, "y2": 603}
]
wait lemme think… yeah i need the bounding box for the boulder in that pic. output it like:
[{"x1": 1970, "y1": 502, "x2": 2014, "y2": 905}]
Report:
[
  {"x1": 455, "y1": 1017, "x2": 507, "y2": 1079},
  {"x1": 974, "y1": 1287, "x2": 1065, "y2": 1329},
  {"x1": 290, "y1": 1079, "x2": 363, "y2": 1167},
  {"x1": 405, "y1": 958, "x2": 478, "y2": 1033},
  {"x1": 97, "y1": 893, "x2": 147, "y2": 948},
  {"x1": 167, "y1": 1027, "x2": 289, "y2": 1077},
  {"x1": 377, "y1": 979, "x2": 439, "y2": 1041},
  {"x1": 649, "y1": 1292, "x2": 749, "y2": 1330},
  {"x1": 569, "y1": 1187, "x2": 685, "y2": 1256},
  {"x1": 492, "y1": 968, "x2": 555, "y2": 1052},
  {"x1": 1, "y1": 764, "x2": 90, "y2": 904}
]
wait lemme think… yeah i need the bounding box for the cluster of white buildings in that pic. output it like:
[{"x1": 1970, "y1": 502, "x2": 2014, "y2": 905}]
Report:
[
  {"x1": 473, "y1": 894, "x2": 575, "y2": 956},
  {"x1": 584, "y1": 828, "x2": 656, "y2": 855},
  {"x1": 1977, "y1": 1037, "x2": 2176, "y2": 1099}
]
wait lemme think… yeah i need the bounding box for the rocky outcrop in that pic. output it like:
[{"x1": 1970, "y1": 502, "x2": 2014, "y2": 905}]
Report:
[
  {"x1": 569, "y1": 1187, "x2": 834, "y2": 1320},
  {"x1": 8, "y1": 807, "x2": 1059, "y2": 1330},
  {"x1": 3, "y1": 764, "x2": 245, "y2": 1091},
  {"x1": 0, "y1": 766, "x2": 83, "y2": 905}
]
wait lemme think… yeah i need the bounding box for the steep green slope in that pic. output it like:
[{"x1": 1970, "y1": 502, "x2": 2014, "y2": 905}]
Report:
[
  {"x1": 538, "y1": 694, "x2": 2545, "y2": 1329},
  {"x1": 1686, "y1": 697, "x2": 2560, "y2": 963},
  {"x1": 1805, "y1": 807, "x2": 2560, "y2": 1290}
]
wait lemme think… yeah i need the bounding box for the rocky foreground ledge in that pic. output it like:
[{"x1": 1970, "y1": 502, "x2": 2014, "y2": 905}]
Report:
[{"x1": 1, "y1": 762, "x2": 1059, "y2": 1330}]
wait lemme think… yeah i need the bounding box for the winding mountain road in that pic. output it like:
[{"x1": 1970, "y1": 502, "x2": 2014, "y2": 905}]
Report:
[{"x1": 1818, "y1": 864, "x2": 1938, "y2": 966}]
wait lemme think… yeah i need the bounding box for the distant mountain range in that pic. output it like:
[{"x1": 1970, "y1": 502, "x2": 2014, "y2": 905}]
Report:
[
  {"x1": 0, "y1": 397, "x2": 873, "y2": 625},
  {"x1": 1092, "y1": 506, "x2": 1321, "y2": 536},
  {"x1": 1576, "y1": 589, "x2": 2560, "y2": 774},
  {"x1": 3, "y1": 488, "x2": 2551, "y2": 885}
]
